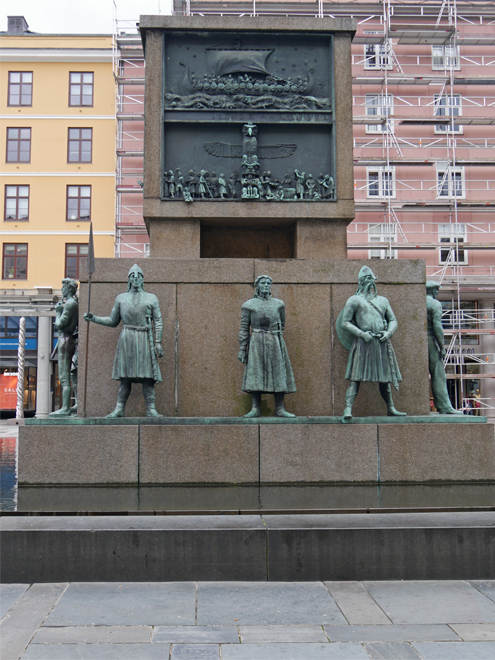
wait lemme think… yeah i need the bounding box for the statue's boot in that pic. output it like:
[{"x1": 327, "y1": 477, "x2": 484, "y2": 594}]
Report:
[
  {"x1": 244, "y1": 393, "x2": 261, "y2": 418},
  {"x1": 49, "y1": 384, "x2": 72, "y2": 417},
  {"x1": 105, "y1": 401, "x2": 125, "y2": 418},
  {"x1": 342, "y1": 382, "x2": 359, "y2": 423},
  {"x1": 49, "y1": 407, "x2": 72, "y2": 417},
  {"x1": 380, "y1": 383, "x2": 406, "y2": 417},
  {"x1": 143, "y1": 386, "x2": 162, "y2": 418},
  {"x1": 274, "y1": 393, "x2": 295, "y2": 418},
  {"x1": 438, "y1": 406, "x2": 463, "y2": 415}
]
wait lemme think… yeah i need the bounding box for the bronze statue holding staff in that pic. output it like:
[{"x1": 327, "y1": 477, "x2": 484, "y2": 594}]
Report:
[{"x1": 84, "y1": 264, "x2": 164, "y2": 418}]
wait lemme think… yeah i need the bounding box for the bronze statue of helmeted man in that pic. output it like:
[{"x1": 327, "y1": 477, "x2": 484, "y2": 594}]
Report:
[
  {"x1": 84, "y1": 264, "x2": 164, "y2": 418},
  {"x1": 337, "y1": 266, "x2": 406, "y2": 422},
  {"x1": 238, "y1": 275, "x2": 296, "y2": 418}
]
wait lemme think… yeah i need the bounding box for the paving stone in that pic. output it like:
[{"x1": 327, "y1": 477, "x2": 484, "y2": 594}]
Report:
[
  {"x1": 470, "y1": 581, "x2": 495, "y2": 604},
  {"x1": 153, "y1": 626, "x2": 239, "y2": 643},
  {"x1": 0, "y1": 583, "x2": 67, "y2": 660},
  {"x1": 44, "y1": 582, "x2": 196, "y2": 626},
  {"x1": 197, "y1": 582, "x2": 346, "y2": 626},
  {"x1": 239, "y1": 625, "x2": 328, "y2": 643},
  {"x1": 32, "y1": 625, "x2": 152, "y2": 644},
  {"x1": 412, "y1": 641, "x2": 495, "y2": 659},
  {"x1": 325, "y1": 624, "x2": 460, "y2": 642},
  {"x1": 171, "y1": 644, "x2": 220, "y2": 659},
  {"x1": 324, "y1": 582, "x2": 391, "y2": 624},
  {"x1": 221, "y1": 642, "x2": 370, "y2": 659},
  {"x1": 0, "y1": 583, "x2": 29, "y2": 619},
  {"x1": 363, "y1": 581, "x2": 495, "y2": 624},
  {"x1": 449, "y1": 623, "x2": 495, "y2": 641},
  {"x1": 364, "y1": 642, "x2": 421, "y2": 659},
  {"x1": 21, "y1": 643, "x2": 169, "y2": 659}
]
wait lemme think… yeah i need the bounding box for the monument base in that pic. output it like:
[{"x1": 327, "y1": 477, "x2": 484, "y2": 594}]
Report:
[{"x1": 19, "y1": 416, "x2": 493, "y2": 485}]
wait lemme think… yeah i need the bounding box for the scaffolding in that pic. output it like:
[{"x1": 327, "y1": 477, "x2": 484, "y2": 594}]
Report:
[
  {"x1": 114, "y1": 6, "x2": 148, "y2": 259},
  {"x1": 114, "y1": 0, "x2": 495, "y2": 412}
]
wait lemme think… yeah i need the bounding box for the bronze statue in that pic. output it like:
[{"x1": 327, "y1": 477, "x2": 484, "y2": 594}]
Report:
[
  {"x1": 84, "y1": 264, "x2": 164, "y2": 418},
  {"x1": 337, "y1": 266, "x2": 406, "y2": 422},
  {"x1": 426, "y1": 281, "x2": 462, "y2": 414},
  {"x1": 238, "y1": 275, "x2": 296, "y2": 417},
  {"x1": 49, "y1": 278, "x2": 79, "y2": 417}
]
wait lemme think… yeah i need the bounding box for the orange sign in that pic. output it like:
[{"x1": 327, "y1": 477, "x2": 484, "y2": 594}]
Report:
[{"x1": 0, "y1": 374, "x2": 18, "y2": 410}]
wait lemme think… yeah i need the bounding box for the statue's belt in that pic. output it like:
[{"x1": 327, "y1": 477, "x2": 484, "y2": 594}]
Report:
[
  {"x1": 252, "y1": 328, "x2": 282, "y2": 334},
  {"x1": 123, "y1": 324, "x2": 148, "y2": 331}
]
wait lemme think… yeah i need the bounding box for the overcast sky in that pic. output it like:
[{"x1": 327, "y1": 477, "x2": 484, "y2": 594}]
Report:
[{"x1": 2, "y1": 0, "x2": 173, "y2": 34}]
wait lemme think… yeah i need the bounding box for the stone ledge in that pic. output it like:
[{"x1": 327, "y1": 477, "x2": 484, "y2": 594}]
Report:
[
  {"x1": 24, "y1": 415, "x2": 487, "y2": 426},
  {"x1": 18, "y1": 420, "x2": 494, "y2": 486},
  {"x1": 2, "y1": 512, "x2": 493, "y2": 582}
]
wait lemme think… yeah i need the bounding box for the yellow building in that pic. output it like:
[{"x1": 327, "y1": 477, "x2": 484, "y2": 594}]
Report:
[{"x1": 0, "y1": 16, "x2": 115, "y2": 416}]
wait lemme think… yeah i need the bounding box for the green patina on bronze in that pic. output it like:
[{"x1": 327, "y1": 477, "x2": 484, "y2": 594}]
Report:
[
  {"x1": 84, "y1": 264, "x2": 164, "y2": 418},
  {"x1": 426, "y1": 281, "x2": 462, "y2": 415},
  {"x1": 49, "y1": 278, "x2": 79, "y2": 418},
  {"x1": 238, "y1": 276, "x2": 296, "y2": 418},
  {"x1": 337, "y1": 266, "x2": 406, "y2": 423}
]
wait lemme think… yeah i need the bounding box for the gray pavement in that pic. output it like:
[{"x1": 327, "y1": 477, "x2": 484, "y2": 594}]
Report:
[{"x1": 1, "y1": 581, "x2": 495, "y2": 659}]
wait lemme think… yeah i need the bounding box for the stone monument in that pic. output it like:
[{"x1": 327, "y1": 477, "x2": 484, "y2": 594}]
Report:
[{"x1": 19, "y1": 15, "x2": 493, "y2": 490}]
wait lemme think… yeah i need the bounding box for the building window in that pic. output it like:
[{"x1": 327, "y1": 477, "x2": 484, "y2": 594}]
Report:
[
  {"x1": 432, "y1": 45, "x2": 460, "y2": 70},
  {"x1": 439, "y1": 223, "x2": 468, "y2": 265},
  {"x1": 367, "y1": 167, "x2": 395, "y2": 198},
  {"x1": 368, "y1": 223, "x2": 398, "y2": 259},
  {"x1": 6, "y1": 128, "x2": 31, "y2": 163},
  {"x1": 364, "y1": 42, "x2": 392, "y2": 70},
  {"x1": 2, "y1": 243, "x2": 27, "y2": 279},
  {"x1": 1, "y1": 316, "x2": 38, "y2": 339},
  {"x1": 69, "y1": 72, "x2": 94, "y2": 107},
  {"x1": 434, "y1": 95, "x2": 462, "y2": 133},
  {"x1": 66, "y1": 185, "x2": 91, "y2": 221},
  {"x1": 8, "y1": 71, "x2": 33, "y2": 106},
  {"x1": 366, "y1": 94, "x2": 394, "y2": 133},
  {"x1": 68, "y1": 128, "x2": 92, "y2": 163},
  {"x1": 4, "y1": 185, "x2": 29, "y2": 221},
  {"x1": 65, "y1": 244, "x2": 89, "y2": 280},
  {"x1": 437, "y1": 166, "x2": 464, "y2": 198}
]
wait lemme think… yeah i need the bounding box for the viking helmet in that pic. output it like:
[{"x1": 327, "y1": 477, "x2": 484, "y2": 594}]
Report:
[
  {"x1": 128, "y1": 264, "x2": 144, "y2": 279},
  {"x1": 358, "y1": 265, "x2": 377, "y2": 281}
]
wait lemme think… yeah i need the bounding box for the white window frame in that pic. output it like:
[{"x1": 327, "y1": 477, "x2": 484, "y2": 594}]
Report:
[
  {"x1": 432, "y1": 44, "x2": 460, "y2": 70},
  {"x1": 367, "y1": 166, "x2": 395, "y2": 199},
  {"x1": 434, "y1": 94, "x2": 462, "y2": 134},
  {"x1": 364, "y1": 42, "x2": 393, "y2": 70},
  {"x1": 368, "y1": 223, "x2": 398, "y2": 259},
  {"x1": 365, "y1": 93, "x2": 394, "y2": 134},
  {"x1": 437, "y1": 166, "x2": 465, "y2": 199},
  {"x1": 438, "y1": 223, "x2": 468, "y2": 265}
]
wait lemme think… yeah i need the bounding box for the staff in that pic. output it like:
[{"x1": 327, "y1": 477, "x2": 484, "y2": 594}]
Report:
[{"x1": 82, "y1": 222, "x2": 95, "y2": 417}]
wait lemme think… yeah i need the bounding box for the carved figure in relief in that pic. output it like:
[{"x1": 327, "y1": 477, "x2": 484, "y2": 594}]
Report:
[
  {"x1": 336, "y1": 266, "x2": 406, "y2": 423},
  {"x1": 84, "y1": 264, "x2": 164, "y2": 418},
  {"x1": 238, "y1": 276, "x2": 296, "y2": 418}
]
